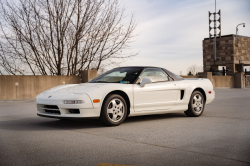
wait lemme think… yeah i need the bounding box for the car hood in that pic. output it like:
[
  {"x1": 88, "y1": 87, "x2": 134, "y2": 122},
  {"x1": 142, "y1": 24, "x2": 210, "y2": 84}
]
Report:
[{"x1": 37, "y1": 83, "x2": 112, "y2": 97}]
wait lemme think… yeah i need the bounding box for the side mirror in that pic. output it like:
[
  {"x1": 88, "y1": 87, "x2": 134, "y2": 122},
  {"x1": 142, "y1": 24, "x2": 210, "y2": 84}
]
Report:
[{"x1": 140, "y1": 78, "x2": 152, "y2": 87}]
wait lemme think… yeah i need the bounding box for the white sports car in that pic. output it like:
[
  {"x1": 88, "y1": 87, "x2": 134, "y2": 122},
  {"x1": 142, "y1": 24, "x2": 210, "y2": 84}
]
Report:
[{"x1": 36, "y1": 66, "x2": 215, "y2": 126}]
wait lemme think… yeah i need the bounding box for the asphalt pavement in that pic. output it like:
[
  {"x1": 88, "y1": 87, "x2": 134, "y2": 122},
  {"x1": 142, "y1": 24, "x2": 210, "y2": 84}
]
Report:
[{"x1": 0, "y1": 88, "x2": 250, "y2": 166}]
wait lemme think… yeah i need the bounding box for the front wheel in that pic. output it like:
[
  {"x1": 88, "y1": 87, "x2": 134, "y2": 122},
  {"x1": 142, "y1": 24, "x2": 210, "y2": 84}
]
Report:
[
  {"x1": 184, "y1": 91, "x2": 205, "y2": 117},
  {"x1": 100, "y1": 94, "x2": 127, "y2": 126}
]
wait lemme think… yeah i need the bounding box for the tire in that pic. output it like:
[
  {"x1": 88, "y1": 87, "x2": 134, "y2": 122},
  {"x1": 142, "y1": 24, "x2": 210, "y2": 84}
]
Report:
[
  {"x1": 184, "y1": 91, "x2": 205, "y2": 117},
  {"x1": 100, "y1": 94, "x2": 127, "y2": 126}
]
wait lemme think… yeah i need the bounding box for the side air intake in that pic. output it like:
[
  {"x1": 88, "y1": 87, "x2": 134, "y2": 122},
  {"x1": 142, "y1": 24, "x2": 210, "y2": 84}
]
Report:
[{"x1": 180, "y1": 90, "x2": 185, "y2": 100}]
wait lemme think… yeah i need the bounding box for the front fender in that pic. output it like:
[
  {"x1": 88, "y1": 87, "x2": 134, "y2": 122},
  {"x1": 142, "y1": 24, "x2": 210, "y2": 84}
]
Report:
[{"x1": 85, "y1": 84, "x2": 133, "y2": 109}]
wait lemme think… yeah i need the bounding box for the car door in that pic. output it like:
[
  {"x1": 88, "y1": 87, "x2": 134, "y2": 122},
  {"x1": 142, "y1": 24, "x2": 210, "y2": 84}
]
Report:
[{"x1": 133, "y1": 68, "x2": 179, "y2": 112}]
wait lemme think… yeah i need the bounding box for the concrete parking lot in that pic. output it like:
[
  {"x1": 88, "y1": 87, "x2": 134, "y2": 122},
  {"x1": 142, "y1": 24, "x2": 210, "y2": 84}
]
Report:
[{"x1": 0, "y1": 89, "x2": 250, "y2": 166}]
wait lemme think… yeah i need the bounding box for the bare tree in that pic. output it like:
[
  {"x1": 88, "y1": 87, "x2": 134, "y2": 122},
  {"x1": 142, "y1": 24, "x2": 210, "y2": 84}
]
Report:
[
  {"x1": 0, "y1": 0, "x2": 137, "y2": 75},
  {"x1": 187, "y1": 64, "x2": 203, "y2": 76}
]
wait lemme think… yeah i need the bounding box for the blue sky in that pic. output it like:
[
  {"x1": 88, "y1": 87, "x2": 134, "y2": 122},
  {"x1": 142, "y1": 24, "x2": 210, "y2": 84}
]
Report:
[{"x1": 120, "y1": 0, "x2": 250, "y2": 75}]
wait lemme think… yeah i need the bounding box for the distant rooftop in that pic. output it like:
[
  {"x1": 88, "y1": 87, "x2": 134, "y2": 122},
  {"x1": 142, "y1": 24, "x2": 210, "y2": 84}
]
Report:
[{"x1": 204, "y1": 34, "x2": 250, "y2": 40}]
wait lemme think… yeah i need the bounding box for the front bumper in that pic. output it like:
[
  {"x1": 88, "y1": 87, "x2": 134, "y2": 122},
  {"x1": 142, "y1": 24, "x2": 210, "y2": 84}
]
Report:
[
  {"x1": 36, "y1": 93, "x2": 101, "y2": 118},
  {"x1": 37, "y1": 104, "x2": 101, "y2": 118},
  {"x1": 37, "y1": 107, "x2": 101, "y2": 118}
]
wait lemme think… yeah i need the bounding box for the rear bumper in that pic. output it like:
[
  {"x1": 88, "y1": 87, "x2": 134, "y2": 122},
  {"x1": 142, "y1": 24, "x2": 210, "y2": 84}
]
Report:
[{"x1": 206, "y1": 90, "x2": 215, "y2": 104}]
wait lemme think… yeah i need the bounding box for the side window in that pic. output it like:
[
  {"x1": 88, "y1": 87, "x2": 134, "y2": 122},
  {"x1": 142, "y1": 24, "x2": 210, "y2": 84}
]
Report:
[{"x1": 139, "y1": 68, "x2": 169, "y2": 82}]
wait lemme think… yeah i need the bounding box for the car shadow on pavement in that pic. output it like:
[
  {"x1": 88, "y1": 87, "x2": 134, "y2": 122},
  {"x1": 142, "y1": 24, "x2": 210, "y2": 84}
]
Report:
[
  {"x1": 124, "y1": 113, "x2": 187, "y2": 124},
  {"x1": 0, "y1": 112, "x2": 187, "y2": 131}
]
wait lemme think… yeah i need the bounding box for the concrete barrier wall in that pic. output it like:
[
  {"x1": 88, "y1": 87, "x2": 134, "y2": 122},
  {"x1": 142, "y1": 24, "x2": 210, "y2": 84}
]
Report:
[
  {"x1": 0, "y1": 73, "x2": 241, "y2": 100},
  {"x1": 0, "y1": 75, "x2": 81, "y2": 100},
  {"x1": 80, "y1": 70, "x2": 98, "y2": 83},
  {"x1": 182, "y1": 75, "x2": 235, "y2": 88},
  {"x1": 211, "y1": 76, "x2": 234, "y2": 88}
]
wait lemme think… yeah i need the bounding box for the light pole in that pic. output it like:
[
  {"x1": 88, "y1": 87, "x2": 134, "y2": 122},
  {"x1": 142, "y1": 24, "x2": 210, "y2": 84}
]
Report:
[
  {"x1": 236, "y1": 23, "x2": 246, "y2": 72},
  {"x1": 236, "y1": 23, "x2": 245, "y2": 47}
]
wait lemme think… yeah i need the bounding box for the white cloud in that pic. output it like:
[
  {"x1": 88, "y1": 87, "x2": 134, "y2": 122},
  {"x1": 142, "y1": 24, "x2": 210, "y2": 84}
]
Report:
[{"x1": 119, "y1": 0, "x2": 250, "y2": 74}]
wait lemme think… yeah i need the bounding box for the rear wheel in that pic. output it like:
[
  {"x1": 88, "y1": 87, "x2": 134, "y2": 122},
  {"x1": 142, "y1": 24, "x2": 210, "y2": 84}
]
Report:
[
  {"x1": 100, "y1": 94, "x2": 127, "y2": 126},
  {"x1": 185, "y1": 91, "x2": 205, "y2": 117}
]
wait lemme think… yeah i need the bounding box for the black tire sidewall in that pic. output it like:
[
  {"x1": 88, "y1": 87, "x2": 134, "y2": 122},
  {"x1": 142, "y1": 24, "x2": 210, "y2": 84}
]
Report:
[{"x1": 101, "y1": 94, "x2": 127, "y2": 126}]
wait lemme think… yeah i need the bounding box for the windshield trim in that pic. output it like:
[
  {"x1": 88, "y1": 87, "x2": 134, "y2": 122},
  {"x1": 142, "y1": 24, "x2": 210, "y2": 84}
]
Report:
[{"x1": 88, "y1": 67, "x2": 145, "y2": 84}]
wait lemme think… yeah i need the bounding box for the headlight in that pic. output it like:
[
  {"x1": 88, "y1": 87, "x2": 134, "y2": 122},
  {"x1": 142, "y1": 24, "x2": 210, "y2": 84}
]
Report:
[{"x1": 64, "y1": 100, "x2": 84, "y2": 104}]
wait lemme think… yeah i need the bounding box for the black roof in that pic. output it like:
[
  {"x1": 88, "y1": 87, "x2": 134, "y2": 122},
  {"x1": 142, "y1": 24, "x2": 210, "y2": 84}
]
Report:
[
  {"x1": 114, "y1": 66, "x2": 183, "y2": 81},
  {"x1": 115, "y1": 66, "x2": 161, "y2": 68}
]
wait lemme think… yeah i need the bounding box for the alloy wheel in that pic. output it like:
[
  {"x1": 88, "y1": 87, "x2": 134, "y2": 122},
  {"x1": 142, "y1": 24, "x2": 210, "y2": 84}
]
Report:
[
  {"x1": 192, "y1": 94, "x2": 203, "y2": 114},
  {"x1": 107, "y1": 98, "x2": 125, "y2": 122}
]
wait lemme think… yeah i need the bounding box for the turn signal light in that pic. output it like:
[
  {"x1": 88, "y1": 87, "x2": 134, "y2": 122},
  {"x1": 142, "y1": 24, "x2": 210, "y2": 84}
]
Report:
[{"x1": 93, "y1": 99, "x2": 100, "y2": 103}]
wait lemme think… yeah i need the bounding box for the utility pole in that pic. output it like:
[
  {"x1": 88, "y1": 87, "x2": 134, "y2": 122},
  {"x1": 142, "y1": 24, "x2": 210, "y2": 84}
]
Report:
[
  {"x1": 214, "y1": 0, "x2": 217, "y2": 66},
  {"x1": 209, "y1": 0, "x2": 221, "y2": 69}
]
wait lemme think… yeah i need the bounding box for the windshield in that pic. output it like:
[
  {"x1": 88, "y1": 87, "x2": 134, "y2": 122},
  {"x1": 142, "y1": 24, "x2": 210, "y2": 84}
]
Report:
[{"x1": 89, "y1": 67, "x2": 144, "y2": 84}]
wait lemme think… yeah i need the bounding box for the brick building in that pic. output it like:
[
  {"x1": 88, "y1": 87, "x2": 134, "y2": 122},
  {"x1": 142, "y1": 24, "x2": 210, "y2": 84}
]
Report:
[{"x1": 203, "y1": 34, "x2": 250, "y2": 75}]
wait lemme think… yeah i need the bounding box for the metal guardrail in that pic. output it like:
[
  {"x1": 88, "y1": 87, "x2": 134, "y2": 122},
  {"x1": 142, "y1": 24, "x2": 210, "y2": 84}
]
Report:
[
  {"x1": 212, "y1": 71, "x2": 223, "y2": 76},
  {"x1": 245, "y1": 72, "x2": 250, "y2": 76},
  {"x1": 212, "y1": 70, "x2": 229, "y2": 76}
]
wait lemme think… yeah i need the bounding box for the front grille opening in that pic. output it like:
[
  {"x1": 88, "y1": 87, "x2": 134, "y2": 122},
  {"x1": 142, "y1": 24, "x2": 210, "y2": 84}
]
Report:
[
  {"x1": 45, "y1": 109, "x2": 61, "y2": 114},
  {"x1": 180, "y1": 90, "x2": 185, "y2": 100},
  {"x1": 68, "y1": 109, "x2": 80, "y2": 114},
  {"x1": 44, "y1": 105, "x2": 59, "y2": 109}
]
